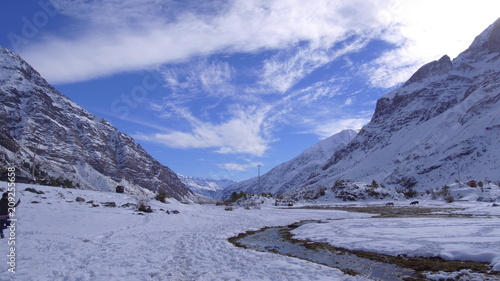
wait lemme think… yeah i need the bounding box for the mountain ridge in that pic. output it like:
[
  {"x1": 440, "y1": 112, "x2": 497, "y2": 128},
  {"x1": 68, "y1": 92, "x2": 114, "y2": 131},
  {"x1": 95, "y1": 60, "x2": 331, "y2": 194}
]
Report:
[
  {"x1": 319, "y1": 18, "x2": 500, "y2": 194},
  {"x1": 226, "y1": 18, "x2": 500, "y2": 199},
  {"x1": 178, "y1": 174, "x2": 236, "y2": 198},
  {"x1": 0, "y1": 46, "x2": 194, "y2": 201}
]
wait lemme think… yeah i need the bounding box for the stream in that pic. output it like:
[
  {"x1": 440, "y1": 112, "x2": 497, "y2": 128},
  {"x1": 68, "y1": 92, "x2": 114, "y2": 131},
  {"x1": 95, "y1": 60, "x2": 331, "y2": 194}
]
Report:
[{"x1": 231, "y1": 221, "x2": 416, "y2": 281}]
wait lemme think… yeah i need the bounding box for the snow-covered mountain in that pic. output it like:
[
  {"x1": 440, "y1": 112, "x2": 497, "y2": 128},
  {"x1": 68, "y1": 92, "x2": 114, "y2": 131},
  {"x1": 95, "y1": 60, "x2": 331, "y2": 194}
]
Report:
[
  {"x1": 178, "y1": 174, "x2": 236, "y2": 198},
  {"x1": 0, "y1": 46, "x2": 193, "y2": 201},
  {"x1": 226, "y1": 18, "x2": 500, "y2": 199},
  {"x1": 318, "y1": 18, "x2": 500, "y2": 193},
  {"x1": 223, "y1": 129, "x2": 357, "y2": 197}
]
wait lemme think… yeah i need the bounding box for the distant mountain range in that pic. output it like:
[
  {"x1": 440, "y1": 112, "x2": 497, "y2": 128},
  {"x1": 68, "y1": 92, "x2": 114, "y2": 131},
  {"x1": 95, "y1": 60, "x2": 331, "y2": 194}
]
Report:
[
  {"x1": 177, "y1": 174, "x2": 236, "y2": 198},
  {"x1": 0, "y1": 46, "x2": 193, "y2": 201},
  {"x1": 226, "y1": 18, "x2": 500, "y2": 199}
]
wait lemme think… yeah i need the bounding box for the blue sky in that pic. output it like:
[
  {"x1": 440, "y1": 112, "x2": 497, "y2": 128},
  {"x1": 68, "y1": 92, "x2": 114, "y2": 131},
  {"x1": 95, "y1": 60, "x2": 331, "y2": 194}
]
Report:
[{"x1": 1, "y1": 0, "x2": 499, "y2": 182}]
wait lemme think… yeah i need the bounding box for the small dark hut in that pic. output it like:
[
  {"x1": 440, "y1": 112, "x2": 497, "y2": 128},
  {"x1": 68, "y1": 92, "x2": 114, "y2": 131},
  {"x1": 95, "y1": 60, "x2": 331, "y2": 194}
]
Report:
[{"x1": 116, "y1": 185, "x2": 125, "y2": 193}]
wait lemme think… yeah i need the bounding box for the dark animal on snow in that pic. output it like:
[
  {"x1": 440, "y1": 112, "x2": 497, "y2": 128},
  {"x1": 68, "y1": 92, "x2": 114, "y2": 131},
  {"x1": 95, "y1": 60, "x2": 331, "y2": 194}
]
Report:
[{"x1": 410, "y1": 201, "x2": 419, "y2": 205}]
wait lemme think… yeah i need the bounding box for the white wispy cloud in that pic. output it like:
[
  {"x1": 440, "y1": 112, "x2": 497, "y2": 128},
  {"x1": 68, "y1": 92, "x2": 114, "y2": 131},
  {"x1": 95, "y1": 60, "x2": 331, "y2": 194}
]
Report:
[
  {"x1": 20, "y1": 0, "x2": 391, "y2": 84},
  {"x1": 218, "y1": 162, "x2": 263, "y2": 172},
  {"x1": 258, "y1": 37, "x2": 370, "y2": 93},
  {"x1": 161, "y1": 59, "x2": 236, "y2": 99},
  {"x1": 16, "y1": 0, "x2": 499, "y2": 88},
  {"x1": 134, "y1": 104, "x2": 273, "y2": 156},
  {"x1": 135, "y1": 76, "x2": 349, "y2": 156}
]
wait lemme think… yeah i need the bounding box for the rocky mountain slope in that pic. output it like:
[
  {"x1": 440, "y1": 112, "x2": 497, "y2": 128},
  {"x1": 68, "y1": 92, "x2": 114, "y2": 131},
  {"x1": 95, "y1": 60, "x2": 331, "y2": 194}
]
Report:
[
  {"x1": 227, "y1": 18, "x2": 500, "y2": 199},
  {"x1": 0, "y1": 46, "x2": 193, "y2": 201},
  {"x1": 223, "y1": 129, "x2": 357, "y2": 197},
  {"x1": 317, "y1": 18, "x2": 500, "y2": 193}
]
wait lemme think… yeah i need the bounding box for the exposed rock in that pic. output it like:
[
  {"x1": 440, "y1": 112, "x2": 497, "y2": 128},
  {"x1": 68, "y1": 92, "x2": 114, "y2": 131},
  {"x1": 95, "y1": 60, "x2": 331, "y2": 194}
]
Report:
[
  {"x1": 138, "y1": 205, "x2": 152, "y2": 213},
  {"x1": 102, "y1": 202, "x2": 116, "y2": 207},
  {"x1": 121, "y1": 203, "x2": 137, "y2": 208},
  {"x1": 25, "y1": 187, "x2": 45, "y2": 194},
  {"x1": 404, "y1": 55, "x2": 453, "y2": 86},
  {"x1": 0, "y1": 46, "x2": 194, "y2": 201}
]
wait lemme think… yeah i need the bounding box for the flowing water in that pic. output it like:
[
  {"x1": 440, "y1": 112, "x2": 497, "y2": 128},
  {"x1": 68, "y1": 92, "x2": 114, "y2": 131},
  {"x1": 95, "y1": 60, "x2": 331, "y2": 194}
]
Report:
[{"x1": 232, "y1": 221, "x2": 416, "y2": 281}]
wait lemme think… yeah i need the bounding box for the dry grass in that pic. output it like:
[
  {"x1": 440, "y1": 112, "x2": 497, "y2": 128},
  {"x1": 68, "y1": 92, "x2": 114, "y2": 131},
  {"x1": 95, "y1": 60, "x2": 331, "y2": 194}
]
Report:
[{"x1": 230, "y1": 205, "x2": 500, "y2": 280}]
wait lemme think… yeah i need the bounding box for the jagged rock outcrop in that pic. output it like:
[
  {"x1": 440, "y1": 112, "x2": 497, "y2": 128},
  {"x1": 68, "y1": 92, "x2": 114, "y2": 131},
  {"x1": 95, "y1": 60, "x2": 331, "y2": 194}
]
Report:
[
  {"x1": 0, "y1": 46, "x2": 193, "y2": 201},
  {"x1": 404, "y1": 55, "x2": 453, "y2": 86}
]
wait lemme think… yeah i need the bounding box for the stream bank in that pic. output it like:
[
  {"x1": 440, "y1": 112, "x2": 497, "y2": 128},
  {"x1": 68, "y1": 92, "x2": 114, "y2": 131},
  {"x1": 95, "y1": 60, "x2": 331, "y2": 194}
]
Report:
[{"x1": 229, "y1": 206, "x2": 497, "y2": 281}]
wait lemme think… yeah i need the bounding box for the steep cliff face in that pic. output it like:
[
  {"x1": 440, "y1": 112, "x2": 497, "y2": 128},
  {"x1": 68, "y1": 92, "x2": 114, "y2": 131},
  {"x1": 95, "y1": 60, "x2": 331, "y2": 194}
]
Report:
[
  {"x1": 0, "y1": 46, "x2": 193, "y2": 201},
  {"x1": 320, "y1": 18, "x2": 500, "y2": 191}
]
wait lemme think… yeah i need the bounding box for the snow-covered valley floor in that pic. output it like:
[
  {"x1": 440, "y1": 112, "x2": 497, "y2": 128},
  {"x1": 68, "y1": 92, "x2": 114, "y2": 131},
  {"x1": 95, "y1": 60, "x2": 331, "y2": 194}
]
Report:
[{"x1": 1, "y1": 183, "x2": 499, "y2": 281}]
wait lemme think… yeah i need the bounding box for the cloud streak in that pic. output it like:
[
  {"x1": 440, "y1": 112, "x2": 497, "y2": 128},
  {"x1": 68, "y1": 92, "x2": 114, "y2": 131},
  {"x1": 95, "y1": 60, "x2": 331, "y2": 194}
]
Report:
[
  {"x1": 161, "y1": 59, "x2": 236, "y2": 99},
  {"x1": 135, "y1": 104, "x2": 273, "y2": 156},
  {"x1": 258, "y1": 36, "x2": 370, "y2": 93},
  {"x1": 22, "y1": 0, "x2": 499, "y2": 87},
  {"x1": 21, "y1": 0, "x2": 394, "y2": 84},
  {"x1": 218, "y1": 161, "x2": 263, "y2": 172}
]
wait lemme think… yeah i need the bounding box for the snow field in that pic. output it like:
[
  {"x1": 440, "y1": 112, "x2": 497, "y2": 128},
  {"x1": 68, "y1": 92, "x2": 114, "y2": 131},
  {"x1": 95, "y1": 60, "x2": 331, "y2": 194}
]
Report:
[
  {"x1": 2, "y1": 183, "x2": 499, "y2": 281},
  {"x1": 0, "y1": 183, "x2": 369, "y2": 281},
  {"x1": 291, "y1": 201, "x2": 500, "y2": 272}
]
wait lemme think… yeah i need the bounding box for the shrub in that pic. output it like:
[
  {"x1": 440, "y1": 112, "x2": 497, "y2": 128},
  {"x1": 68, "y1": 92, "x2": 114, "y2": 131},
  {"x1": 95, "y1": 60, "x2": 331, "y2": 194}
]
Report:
[
  {"x1": 137, "y1": 197, "x2": 152, "y2": 212},
  {"x1": 318, "y1": 187, "x2": 326, "y2": 197},
  {"x1": 155, "y1": 189, "x2": 168, "y2": 203},
  {"x1": 332, "y1": 179, "x2": 347, "y2": 190},
  {"x1": 366, "y1": 187, "x2": 380, "y2": 198},
  {"x1": 229, "y1": 191, "x2": 247, "y2": 202},
  {"x1": 403, "y1": 188, "x2": 418, "y2": 199},
  {"x1": 442, "y1": 185, "x2": 450, "y2": 196},
  {"x1": 444, "y1": 195, "x2": 455, "y2": 203}
]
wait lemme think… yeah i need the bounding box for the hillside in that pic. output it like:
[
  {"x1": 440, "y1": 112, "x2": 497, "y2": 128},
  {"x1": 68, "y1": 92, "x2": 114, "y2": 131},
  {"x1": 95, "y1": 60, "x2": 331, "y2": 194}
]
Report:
[
  {"x1": 0, "y1": 46, "x2": 193, "y2": 201},
  {"x1": 319, "y1": 18, "x2": 500, "y2": 193},
  {"x1": 226, "y1": 18, "x2": 500, "y2": 200},
  {"x1": 223, "y1": 129, "x2": 357, "y2": 197}
]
